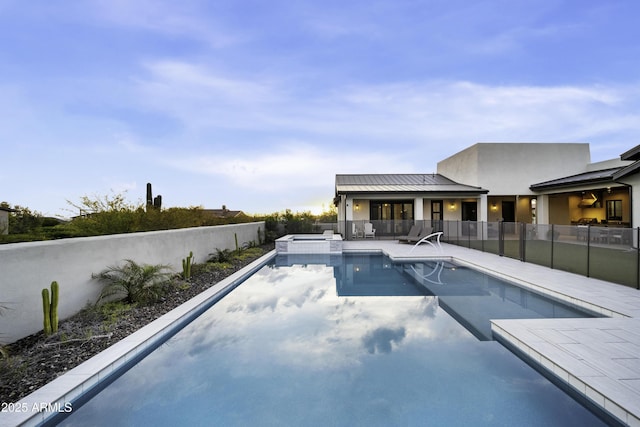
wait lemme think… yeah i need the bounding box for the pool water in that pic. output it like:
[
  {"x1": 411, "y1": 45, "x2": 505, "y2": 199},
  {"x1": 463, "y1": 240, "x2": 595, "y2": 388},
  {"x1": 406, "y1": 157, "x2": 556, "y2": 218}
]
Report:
[{"x1": 59, "y1": 254, "x2": 606, "y2": 426}]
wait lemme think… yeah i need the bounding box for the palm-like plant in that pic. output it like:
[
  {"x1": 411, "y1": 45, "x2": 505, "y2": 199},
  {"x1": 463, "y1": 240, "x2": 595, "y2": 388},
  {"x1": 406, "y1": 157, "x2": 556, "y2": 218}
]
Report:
[{"x1": 92, "y1": 260, "x2": 173, "y2": 305}]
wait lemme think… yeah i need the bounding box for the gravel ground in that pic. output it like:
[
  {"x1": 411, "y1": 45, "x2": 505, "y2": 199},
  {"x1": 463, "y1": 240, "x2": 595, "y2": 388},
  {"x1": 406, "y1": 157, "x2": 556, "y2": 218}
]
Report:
[{"x1": 0, "y1": 244, "x2": 273, "y2": 404}]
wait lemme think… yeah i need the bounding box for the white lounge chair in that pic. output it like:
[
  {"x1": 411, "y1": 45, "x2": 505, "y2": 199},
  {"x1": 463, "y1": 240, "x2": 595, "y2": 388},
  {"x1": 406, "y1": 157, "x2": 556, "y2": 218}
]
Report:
[
  {"x1": 408, "y1": 226, "x2": 433, "y2": 243},
  {"x1": 352, "y1": 223, "x2": 362, "y2": 239},
  {"x1": 364, "y1": 222, "x2": 376, "y2": 239},
  {"x1": 409, "y1": 231, "x2": 444, "y2": 253}
]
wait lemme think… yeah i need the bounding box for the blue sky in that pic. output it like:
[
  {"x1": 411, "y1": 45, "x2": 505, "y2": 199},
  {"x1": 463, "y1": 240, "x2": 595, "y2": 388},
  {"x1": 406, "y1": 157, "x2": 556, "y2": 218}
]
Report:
[{"x1": 2, "y1": 0, "x2": 640, "y2": 217}]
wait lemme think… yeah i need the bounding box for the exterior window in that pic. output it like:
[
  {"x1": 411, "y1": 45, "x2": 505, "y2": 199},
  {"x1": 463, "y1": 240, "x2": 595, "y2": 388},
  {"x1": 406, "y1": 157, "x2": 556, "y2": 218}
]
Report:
[
  {"x1": 370, "y1": 201, "x2": 414, "y2": 220},
  {"x1": 606, "y1": 200, "x2": 622, "y2": 221},
  {"x1": 431, "y1": 200, "x2": 442, "y2": 221}
]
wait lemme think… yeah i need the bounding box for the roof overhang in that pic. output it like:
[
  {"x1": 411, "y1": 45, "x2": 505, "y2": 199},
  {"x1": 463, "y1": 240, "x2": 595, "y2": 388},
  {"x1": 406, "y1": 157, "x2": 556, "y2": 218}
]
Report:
[
  {"x1": 529, "y1": 167, "x2": 623, "y2": 192},
  {"x1": 335, "y1": 174, "x2": 488, "y2": 199},
  {"x1": 613, "y1": 161, "x2": 640, "y2": 180},
  {"x1": 335, "y1": 184, "x2": 488, "y2": 194},
  {"x1": 620, "y1": 144, "x2": 640, "y2": 161}
]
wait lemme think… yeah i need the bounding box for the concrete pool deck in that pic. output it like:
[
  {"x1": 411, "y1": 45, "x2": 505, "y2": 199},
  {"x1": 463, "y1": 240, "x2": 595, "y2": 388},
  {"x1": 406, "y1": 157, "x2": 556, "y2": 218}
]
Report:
[
  {"x1": 345, "y1": 240, "x2": 640, "y2": 426},
  {"x1": 3, "y1": 240, "x2": 639, "y2": 426}
]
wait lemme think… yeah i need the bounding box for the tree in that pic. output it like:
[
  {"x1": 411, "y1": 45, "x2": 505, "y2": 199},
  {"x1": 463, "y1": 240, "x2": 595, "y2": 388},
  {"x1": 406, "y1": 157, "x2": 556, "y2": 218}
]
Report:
[
  {"x1": 66, "y1": 190, "x2": 142, "y2": 215},
  {"x1": 65, "y1": 191, "x2": 144, "y2": 236},
  {"x1": 317, "y1": 204, "x2": 338, "y2": 222},
  {"x1": 0, "y1": 202, "x2": 43, "y2": 234}
]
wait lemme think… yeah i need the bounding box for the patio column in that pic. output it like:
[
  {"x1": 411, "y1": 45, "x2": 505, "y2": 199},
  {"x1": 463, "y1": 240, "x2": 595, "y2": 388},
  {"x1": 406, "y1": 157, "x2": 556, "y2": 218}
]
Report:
[
  {"x1": 345, "y1": 197, "x2": 354, "y2": 221},
  {"x1": 535, "y1": 195, "x2": 549, "y2": 224},
  {"x1": 414, "y1": 197, "x2": 424, "y2": 220},
  {"x1": 479, "y1": 194, "x2": 488, "y2": 222}
]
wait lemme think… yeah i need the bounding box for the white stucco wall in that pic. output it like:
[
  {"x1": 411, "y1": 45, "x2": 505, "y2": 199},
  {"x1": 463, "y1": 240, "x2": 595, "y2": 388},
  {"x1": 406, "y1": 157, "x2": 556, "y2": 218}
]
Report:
[
  {"x1": 0, "y1": 222, "x2": 264, "y2": 343},
  {"x1": 352, "y1": 199, "x2": 370, "y2": 220},
  {"x1": 586, "y1": 158, "x2": 633, "y2": 171},
  {"x1": 437, "y1": 143, "x2": 591, "y2": 195}
]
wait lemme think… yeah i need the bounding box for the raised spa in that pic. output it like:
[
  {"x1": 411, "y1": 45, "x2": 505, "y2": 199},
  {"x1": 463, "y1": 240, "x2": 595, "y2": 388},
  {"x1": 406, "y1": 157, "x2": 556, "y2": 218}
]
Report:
[{"x1": 275, "y1": 232, "x2": 343, "y2": 254}]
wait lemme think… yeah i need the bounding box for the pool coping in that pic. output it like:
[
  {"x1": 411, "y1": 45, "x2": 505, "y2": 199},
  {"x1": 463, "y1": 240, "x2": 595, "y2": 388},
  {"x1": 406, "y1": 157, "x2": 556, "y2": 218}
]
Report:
[
  {"x1": 491, "y1": 318, "x2": 640, "y2": 427},
  {"x1": 3, "y1": 243, "x2": 639, "y2": 426},
  {"x1": 0, "y1": 251, "x2": 276, "y2": 427}
]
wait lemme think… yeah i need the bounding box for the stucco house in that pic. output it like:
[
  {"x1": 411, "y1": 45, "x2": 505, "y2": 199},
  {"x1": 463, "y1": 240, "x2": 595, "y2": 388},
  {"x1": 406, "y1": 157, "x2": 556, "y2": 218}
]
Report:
[
  {"x1": 335, "y1": 143, "x2": 640, "y2": 238},
  {"x1": 334, "y1": 173, "x2": 488, "y2": 238},
  {"x1": 202, "y1": 205, "x2": 247, "y2": 219},
  {"x1": 0, "y1": 206, "x2": 17, "y2": 235}
]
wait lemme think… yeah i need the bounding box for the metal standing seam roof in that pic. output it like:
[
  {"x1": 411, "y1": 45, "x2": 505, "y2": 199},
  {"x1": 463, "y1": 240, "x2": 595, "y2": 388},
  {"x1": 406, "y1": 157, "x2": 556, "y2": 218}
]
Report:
[
  {"x1": 613, "y1": 161, "x2": 640, "y2": 180},
  {"x1": 335, "y1": 174, "x2": 488, "y2": 194},
  {"x1": 529, "y1": 167, "x2": 625, "y2": 191},
  {"x1": 620, "y1": 145, "x2": 640, "y2": 161}
]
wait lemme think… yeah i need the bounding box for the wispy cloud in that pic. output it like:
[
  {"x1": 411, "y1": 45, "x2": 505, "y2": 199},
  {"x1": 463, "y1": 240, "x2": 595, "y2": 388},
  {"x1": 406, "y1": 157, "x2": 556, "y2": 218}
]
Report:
[
  {"x1": 87, "y1": 0, "x2": 244, "y2": 48},
  {"x1": 133, "y1": 59, "x2": 640, "y2": 151},
  {"x1": 163, "y1": 143, "x2": 415, "y2": 193}
]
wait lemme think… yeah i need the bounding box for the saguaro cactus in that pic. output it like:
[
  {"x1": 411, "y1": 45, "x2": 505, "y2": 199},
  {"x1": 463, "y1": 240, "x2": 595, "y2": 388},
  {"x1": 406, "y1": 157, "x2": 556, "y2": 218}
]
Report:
[
  {"x1": 41, "y1": 281, "x2": 59, "y2": 336},
  {"x1": 50, "y1": 281, "x2": 59, "y2": 333},
  {"x1": 42, "y1": 288, "x2": 51, "y2": 335},
  {"x1": 146, "y1": 183, "x2": 153, "y2": 208},
  {"x1": 146, "y1": 183, "x2": 162, "y2": 210},
  {"x1": 182, "y1": 251, "x2": 194, "y2": 280}
]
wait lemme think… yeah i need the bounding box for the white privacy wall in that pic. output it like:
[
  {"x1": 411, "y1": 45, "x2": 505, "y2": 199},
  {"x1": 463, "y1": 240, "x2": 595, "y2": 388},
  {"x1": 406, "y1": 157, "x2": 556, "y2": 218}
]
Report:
[{"x1": 0, "y1": 222, "x2": 264, "y2": 343}]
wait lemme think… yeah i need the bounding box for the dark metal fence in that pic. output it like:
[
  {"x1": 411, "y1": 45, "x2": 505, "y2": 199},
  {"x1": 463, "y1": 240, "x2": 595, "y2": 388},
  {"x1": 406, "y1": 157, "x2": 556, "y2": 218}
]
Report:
[{"x1": 333, "y1": 220, "x2": 639, "y2": 289}]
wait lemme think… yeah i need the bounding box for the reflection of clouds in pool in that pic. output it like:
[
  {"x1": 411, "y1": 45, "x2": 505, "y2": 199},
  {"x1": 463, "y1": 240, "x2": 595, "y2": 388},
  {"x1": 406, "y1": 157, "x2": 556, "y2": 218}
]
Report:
[
  {"x1": 363, "y1": 326, "x2": 406, "y2": 354},
  {"x1": 122, "y1": 264, "x2": 470, "y2": 382},
  {"x1": 69, "y1": 264, "x2": 468, "y2": 416},
  {"x1": 192, "y1": 264, "x2": 467, "y2": 371}
]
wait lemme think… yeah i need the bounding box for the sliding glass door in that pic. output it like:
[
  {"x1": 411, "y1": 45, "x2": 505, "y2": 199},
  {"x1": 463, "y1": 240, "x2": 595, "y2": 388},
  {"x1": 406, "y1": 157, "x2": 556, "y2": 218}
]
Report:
[{"x1": 370, "y1": 200, "x2": 414, "y2": 236}]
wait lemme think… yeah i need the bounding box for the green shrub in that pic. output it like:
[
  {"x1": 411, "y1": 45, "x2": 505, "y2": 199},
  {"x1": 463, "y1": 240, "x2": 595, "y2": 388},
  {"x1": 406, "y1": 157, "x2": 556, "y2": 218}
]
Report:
[
  {"x1": 92, "y1": 260, "x2": 173, "y2": 305},
  {"x1": 192, "y1": 262, "x2": 232, "y2": 274},
  {"x1": 96, "y1": 301, "x2": 134, "y2": 327},
  {"x1": 233, "y1": 247, "x2": 264, "y2": 261},
  {"x1": 208, "y1": 248, "x2": 234, "y2": 263}
]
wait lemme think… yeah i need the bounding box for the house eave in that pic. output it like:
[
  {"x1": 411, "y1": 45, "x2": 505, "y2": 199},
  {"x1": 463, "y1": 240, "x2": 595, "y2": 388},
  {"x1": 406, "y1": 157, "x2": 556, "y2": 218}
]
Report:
[
  {"x1": 620, "y1": 145, "x2": 640, "y2": 161},
  {"x1": 612, "y1": 161, "x2": 640, "y2": 180}
]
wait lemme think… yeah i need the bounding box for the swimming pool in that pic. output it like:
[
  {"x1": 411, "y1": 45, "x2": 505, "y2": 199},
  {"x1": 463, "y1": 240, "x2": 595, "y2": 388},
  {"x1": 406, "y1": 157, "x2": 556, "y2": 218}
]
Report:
[{"x1": 56, "y1": 253, "x2": 608, "y2": 426}]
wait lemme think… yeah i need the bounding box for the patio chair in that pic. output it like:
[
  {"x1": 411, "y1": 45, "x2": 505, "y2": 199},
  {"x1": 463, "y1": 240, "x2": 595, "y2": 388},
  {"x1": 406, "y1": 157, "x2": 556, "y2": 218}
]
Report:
[
  {"x1": 409, "y1": 231, "x2": 444, "y2": 254},
  {"x1": 364, "y1": 222, "x2": 376, "y2": 239},
  {"x1": 398, "y1": 224, "x2": 422, "y2": 243},
  {"x1": 406, "y1": 226, "x2": 433, "y2": 243},
  {"x1": 352, "y1": 223, "x2": 362, "y2": 239}
]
